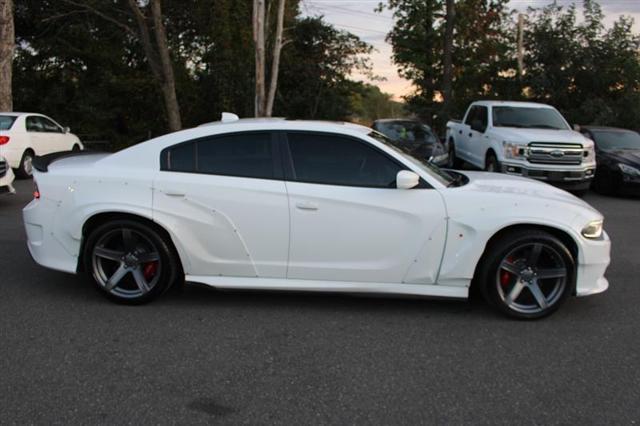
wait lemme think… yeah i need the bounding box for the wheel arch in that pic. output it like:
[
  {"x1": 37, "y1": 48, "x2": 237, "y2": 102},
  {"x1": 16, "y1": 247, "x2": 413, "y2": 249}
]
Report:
[
  {"x1": 77, "y1": 211, "x2": 185, "y2": 275},
  {"x1": 469, "y1": 223, "x2": 579, "y2": 296}
]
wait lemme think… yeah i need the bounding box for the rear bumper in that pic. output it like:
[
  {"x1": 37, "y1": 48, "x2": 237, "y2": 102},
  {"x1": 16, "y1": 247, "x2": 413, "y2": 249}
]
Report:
[
  {"x1": 23, "y1": 198, "x2": 78, "y2": 274},
  {"x1": 502, "y1": 162, "x2": 595, "y2": 190},
  {"x1": 575, "y1": 230, "x2": 611, "y2": 297}
]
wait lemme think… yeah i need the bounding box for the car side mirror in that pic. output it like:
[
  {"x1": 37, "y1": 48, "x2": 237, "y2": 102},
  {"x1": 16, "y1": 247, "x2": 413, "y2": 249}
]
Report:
[
  {"x1": 64, "y1": 126, "x2": 70, "y2": 133},
  {"x1": 470, "y1": 119, "x2": 485, "y2": 133},
  {"x1": 396, "y1": 170, "x2": 420, "y2": 189},
  {"x1": 573, "y1": 124, "x2": 581, "y2": 132}
]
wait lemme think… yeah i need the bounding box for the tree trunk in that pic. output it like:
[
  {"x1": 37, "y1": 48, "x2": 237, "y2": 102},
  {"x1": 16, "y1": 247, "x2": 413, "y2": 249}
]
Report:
[
  {"x1": 150, "y1": 0, "x2": 181, "y2": 131},
  {"x1": 265, "y1": 0, "x2": 286, "y2": 117},
  {"x1": 0, "y1": 0, "x2": 14, "y2": 111},
  {"x1": 253, "y1": 0, "x2": 266, "y2": 117},
  {"x1": 441, "y1": 0, "x2": 455, "y2": 124}
]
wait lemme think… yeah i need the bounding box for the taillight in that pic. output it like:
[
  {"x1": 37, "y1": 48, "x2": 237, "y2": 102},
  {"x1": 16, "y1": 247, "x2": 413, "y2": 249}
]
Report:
[
  {"x1": 33, "y1": 181, "x2": 40, "y2": 199},
  {"x1": 0, "y1": 136, "x2": 9, "y2": 145}
]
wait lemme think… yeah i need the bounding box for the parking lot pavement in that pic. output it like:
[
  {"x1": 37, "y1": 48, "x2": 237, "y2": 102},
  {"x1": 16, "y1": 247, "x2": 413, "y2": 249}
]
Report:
[{"x1": 1, "y1": 179, "x2": 639, "y2": 424}]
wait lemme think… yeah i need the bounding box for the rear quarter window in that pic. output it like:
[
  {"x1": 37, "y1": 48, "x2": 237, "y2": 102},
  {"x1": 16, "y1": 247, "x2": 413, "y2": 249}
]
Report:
[{"x1": 0, "y1": 116, "x2": 17, "y2": 130}]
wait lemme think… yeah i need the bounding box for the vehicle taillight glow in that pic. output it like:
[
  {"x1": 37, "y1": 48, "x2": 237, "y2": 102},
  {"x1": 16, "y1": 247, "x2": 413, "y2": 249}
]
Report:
[
  {"x1": 0, "y1": 136, "x2": 9, "y2": 145},
  {"x1": 33, "y1": 181, "x2": 40, "y2": 199}
]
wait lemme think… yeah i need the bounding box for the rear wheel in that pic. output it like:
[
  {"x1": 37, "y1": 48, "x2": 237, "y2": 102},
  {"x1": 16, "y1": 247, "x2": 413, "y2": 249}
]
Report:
[
  {"x1": 15, "y1": 150, "x2": 34, "y2": 179},
  {"x1": 478, "y1": 230, "x2": 574, "y2": 319},
  {"x1": 84, "y1": 220, "x2": 179, "y2": 304}
]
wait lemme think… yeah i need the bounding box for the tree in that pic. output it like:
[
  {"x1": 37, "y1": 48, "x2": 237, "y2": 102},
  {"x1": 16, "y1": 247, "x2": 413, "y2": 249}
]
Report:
[
  {"x1": 0, "y1": 0, "x2": 14, "y2": 111},
  {"x1": 441, "y1": 0, "x2": 455, "y2": 123},
  {"x1": 61, "y1": 0, "x2": 182, "y2": 131},
  {"x1": 253, "y1": 0, "x2": 287, "y2": 117}
]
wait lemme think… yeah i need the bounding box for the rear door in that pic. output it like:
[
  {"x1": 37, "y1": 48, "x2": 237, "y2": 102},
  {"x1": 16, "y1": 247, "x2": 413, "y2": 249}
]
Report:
[
  {"x1": 283, "y1": 131, "x2": 447, "y2": 284},
  {"x1": 153, "y1": 131, "x2": 290, "y2": 278}
]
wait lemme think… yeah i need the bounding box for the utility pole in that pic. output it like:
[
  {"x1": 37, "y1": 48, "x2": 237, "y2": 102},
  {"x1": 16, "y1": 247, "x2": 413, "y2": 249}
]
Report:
[
  {"x1": 441, "y1": 0, "x2": 455, "y2": 126},
  {"x1": 0, "y1": 0, "x2": 14, "y2": 111},
  {"x1": 517, "y1": 13, "x2": 524, "y2": 80}
]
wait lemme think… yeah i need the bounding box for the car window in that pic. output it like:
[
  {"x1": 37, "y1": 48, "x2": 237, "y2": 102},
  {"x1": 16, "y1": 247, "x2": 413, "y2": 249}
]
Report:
[
  {"x1": 39, "y1": 117, "x2": 63, "y2": 133},
  {"x1": 477, "y1": 106, "x2": 488, "y2": 130},
  {"x1": 26, "y1": 116, "x2": 44, "y2": 132},
  {"x1": 162, "y1": 132, "x2": 275, "y2": 179},
  {"x1": 492, "y1": 107, "x2": 568, "y2": 130},
  {"x1": 591, "y1": 130, "x2": 640, "y2": 150},
  {"x1": 287, "y1": 132, "x2": 402, "y2": 188},
  {"x1": 0, "y1": 115, "x2": 16, "y2": 130},
  {"x1": 464, "y1": 106, "x2": 478, "y2": 126}
]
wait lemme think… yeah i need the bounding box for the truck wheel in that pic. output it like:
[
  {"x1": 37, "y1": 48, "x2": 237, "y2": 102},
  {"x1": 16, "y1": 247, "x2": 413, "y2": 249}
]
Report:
[
  {"x1": 447, "y1": 140, "x2": 462, "y2": 169},
  {"x1": 485, "y1": 152, "x2": 500, "y2": 173}
]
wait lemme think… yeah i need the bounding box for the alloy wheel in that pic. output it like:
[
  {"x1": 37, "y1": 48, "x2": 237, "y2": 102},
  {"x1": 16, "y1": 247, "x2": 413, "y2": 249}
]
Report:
[
  {"x1": 496, "y1": 242, "x2": 568, "y2": 315},
  {"x1": 91, "y1": 228, "x2": 162, "y2": 299}
]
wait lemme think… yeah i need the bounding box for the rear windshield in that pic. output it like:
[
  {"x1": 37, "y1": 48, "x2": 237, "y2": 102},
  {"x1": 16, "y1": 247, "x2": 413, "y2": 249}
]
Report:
[{"x1": 0, "y1": 115, "x2": 17, "y2": 130}]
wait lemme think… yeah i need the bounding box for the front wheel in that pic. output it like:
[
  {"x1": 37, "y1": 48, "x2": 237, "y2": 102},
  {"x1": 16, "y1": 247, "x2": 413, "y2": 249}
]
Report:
[
  {"x1": 478, "y1": 230, "x2": 575, "y2": 319},
  {"x1": 485, "y1": 152, "x2": 500, "y2": 173},
  {"x1": 84, "y1": 220, "x2": 179, "y2": 304}
]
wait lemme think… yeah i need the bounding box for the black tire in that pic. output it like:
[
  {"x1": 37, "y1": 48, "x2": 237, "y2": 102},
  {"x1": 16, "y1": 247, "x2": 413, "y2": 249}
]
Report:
[
  {"x1": 477, "y1": 230, "x2": 575, "y2": 320},
  {"x1": 15, "y1": 150, "x2": 35, "y2": 179},
  {"x1": 485, "y1": 151, "x2": 500, "y2": 173},
  {"x1": 447, "y1": 139, "x2": 462, "y2": 169},
  {"x1": 83, "y1": 219, "x2": 180, "y2": 304},
  {"x1": 592, "y1": 168, "x2": 617, "y2": 195}
]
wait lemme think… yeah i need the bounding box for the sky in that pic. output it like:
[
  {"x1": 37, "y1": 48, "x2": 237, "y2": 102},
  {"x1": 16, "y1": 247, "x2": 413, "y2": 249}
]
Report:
[{"x1": 301, "y1": 0, "x2": 640, "y2": 100}]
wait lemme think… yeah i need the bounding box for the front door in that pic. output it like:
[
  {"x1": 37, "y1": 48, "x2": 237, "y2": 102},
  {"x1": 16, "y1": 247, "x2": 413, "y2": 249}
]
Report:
[{"x1": 283, "y1": 131, "x2": 447, "y2": 284}]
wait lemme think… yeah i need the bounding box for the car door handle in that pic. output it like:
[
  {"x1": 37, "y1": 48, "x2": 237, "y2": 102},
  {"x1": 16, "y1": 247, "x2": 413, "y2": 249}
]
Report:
[
  {"x1": 296, "y1": 202, "x2": 318, "y2": 211},
  {"x1": 164, "y1": 190, "x2": 185, "y2": 197}
]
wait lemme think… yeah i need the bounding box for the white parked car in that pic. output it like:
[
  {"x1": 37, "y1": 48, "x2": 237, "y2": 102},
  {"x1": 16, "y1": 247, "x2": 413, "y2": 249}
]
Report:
[
  {"x1": 23, "y1": 116, "x2": 610, "y2": 319},
  {"x1": 0, "y1": 113, "x2": 84, "y2": 178},
  {"x1": 446, "y1": 101, "x2": 596, "y2": 193}
]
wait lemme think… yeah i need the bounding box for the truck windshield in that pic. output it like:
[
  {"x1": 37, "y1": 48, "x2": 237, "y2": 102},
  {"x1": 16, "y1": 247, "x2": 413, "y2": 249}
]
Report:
[
  {"x1": 492, "y1": 107, "x2": 568, "y2": 130},
  {"x1": 367, "y1": 131, "x2": 455, "y2": 187},
  {"x1": 0, "y1": 115, "x2": 17, "y2": 130}
]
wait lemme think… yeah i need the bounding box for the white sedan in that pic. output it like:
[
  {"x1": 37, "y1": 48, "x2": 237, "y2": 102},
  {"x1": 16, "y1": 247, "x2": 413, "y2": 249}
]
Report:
[
  {"x1": 22, "y1": 116, "x2": 610, "y2": 319},
  {"x1": 0, "y1": 112, "x2": 83, "y2": 178}
]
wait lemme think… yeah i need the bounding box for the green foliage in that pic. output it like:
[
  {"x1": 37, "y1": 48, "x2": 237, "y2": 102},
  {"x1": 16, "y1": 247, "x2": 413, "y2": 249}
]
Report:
[{"x1": 12, "y1": 0, "x2": 379, "y2": 147}]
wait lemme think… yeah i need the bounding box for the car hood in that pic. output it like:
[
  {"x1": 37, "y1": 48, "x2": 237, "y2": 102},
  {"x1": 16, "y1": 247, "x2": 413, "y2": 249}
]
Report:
[
  {"x1": 453, "y1": 170, "x2": 598, "y2": 212},
  {"x1": 598, "y1": 149, "x2": 640, "y2": 168},
  {"x1": 492, "y1": 128, "x2": 591, "y2": 146}
]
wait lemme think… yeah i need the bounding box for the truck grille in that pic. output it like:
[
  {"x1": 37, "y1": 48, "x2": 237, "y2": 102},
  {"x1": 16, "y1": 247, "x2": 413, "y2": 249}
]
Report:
[
  {"x1": 0, "y1": 158, "x2": 6, "y2": 178},
  {"x1": 527, "y1": 142, "x2": 584, "y2": 165}
]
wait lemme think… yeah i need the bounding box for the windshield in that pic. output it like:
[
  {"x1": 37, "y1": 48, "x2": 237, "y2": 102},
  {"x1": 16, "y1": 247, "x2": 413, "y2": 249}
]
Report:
[
  {"x1": 492, "y1": 107, "x2": 569, "y2": 130},
  {"x1": 377, "y1": 121, "x2": 438, "y2": 144},
  {"x1": 591, "y1": 130, "x2": 640, "y2": 150},
  {"x1": 368, "y1": 131, "x2": 454, "y2": 187},
  {"x1": 0, "y1": 115, "x2": 17, "y2": 130}
]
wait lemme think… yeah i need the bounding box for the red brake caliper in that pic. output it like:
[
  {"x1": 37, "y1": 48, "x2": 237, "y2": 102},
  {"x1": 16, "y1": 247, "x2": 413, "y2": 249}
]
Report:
[
  {"x1": 143, "y1": 262, "x2": 158, "y2": 281},
  {"x1": 500, "y1": 256, "x2": 514, "y2": 286}
]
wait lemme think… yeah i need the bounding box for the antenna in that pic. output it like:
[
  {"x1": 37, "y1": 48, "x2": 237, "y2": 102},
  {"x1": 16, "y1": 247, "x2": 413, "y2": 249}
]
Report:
[{"x1": 221, "y1": 112, "x2": 240, "y2": 123}]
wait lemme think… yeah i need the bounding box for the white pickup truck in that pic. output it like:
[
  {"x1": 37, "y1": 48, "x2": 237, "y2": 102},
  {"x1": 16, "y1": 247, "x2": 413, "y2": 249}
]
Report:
[{"x1": 446, "y1": 101, "x2": 596, "y2": 192}]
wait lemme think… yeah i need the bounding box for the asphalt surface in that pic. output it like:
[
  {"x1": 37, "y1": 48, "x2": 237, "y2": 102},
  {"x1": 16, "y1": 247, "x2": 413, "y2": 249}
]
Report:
[{"x1": 1, "y1": 179, "x2": 639, "y2": 425}]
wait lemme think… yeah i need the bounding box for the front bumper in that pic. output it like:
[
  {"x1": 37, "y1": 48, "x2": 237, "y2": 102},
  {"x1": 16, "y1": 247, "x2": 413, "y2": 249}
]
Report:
[
  {"x1": 575, "y1": 230, "x2": 611, "y2": 297},
  {"x1": 502, "y1": 162, "x2": 595, "y2": 190}
]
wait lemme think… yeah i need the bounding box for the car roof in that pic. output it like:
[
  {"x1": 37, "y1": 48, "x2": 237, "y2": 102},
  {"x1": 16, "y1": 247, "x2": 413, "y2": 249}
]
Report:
[
  {"x1": 194, "y1": 117, "x2": 372, "y2": 134},
  {"x1": 0, "y1": 112, "x2": 46, "y2": 117},
  {"x1": 472, "y1": 100, "x2": 555, "y2": 109},
  {"x1": 374, "y1": 118, "x2": 421, "y2": 124}
]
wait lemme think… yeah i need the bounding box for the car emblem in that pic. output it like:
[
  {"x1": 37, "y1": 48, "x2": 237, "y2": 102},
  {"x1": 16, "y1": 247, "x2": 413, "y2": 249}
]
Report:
[{"x1": 550, "y1": 150, "x2": 565, "y2": 158}]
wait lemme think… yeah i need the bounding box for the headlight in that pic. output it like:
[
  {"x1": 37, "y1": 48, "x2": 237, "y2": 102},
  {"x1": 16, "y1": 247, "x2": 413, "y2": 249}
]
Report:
[
  {"x1": 583, "y1": 145, "x2": 595, "y2": 163},
  {"x1": 503, "y1": 142, "x2": 527, "y2": 159},
  {"x1": 618, "y1": 163, "x2": 640, "y2": 177},
  {"x1": 581, "y1": 219, "x2": 603, "y2": 239}
]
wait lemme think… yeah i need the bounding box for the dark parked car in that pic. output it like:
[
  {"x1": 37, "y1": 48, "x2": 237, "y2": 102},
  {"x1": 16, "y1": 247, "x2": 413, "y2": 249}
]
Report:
[
  {"x1": 372, "y1": 119, "x2": 449, "y2": 166},
  {"x1": 580, "y1": 126, "x2": 640, "y2": 195}
]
